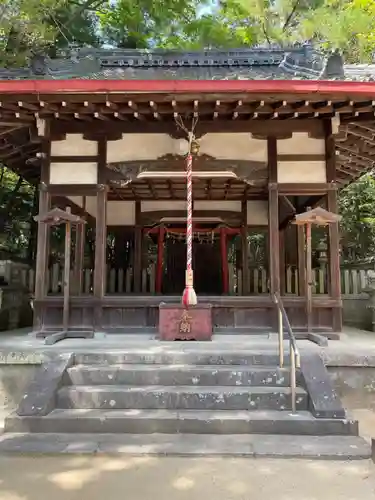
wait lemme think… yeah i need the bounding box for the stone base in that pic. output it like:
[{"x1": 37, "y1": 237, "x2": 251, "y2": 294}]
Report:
[{"x1": 159, "y1": 303, "x2": 212, "y2": 341}]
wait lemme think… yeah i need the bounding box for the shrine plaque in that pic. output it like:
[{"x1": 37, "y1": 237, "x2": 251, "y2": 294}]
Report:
[{"x1": 159, "y1": 303, "x2": 212, "y2": 341}]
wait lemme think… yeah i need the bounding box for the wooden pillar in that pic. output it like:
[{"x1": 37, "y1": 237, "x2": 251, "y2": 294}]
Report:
[
  {"x1": 156, "y1": 224, "x2": 165, "y2": 294},
  {"x1": 63, "y1": 208, "x2": 72, "y2": 332},
  {"x1": 306, "y1": 222, "x2": 313, "y2": 333},
  {"x1": 268, "y1": 137, "x2": 280, "y2": 296},
  {"x1": 220, "y1": 227, "x2": 229, "y2": 294},
  {"x1": 93, "y1": 139, "x2": 108, "y2": 330},
  {"x1": 325, "y1": 119, "x2": 342, "y2": 332},
  {"x1": 241, "y1": 200, "x2": 249, "y2": 295},
  {"x1": 297, "y1": 225, "x2": 306, "y2": 296},
  {"x1": 133, "y1": 200, "x2": 142, "y2": 293},
  {"x1": 33, "y1": 123, "x2": 51, "y2": 330},
  {"x1": 279, "y1": 229, "x2": 286, "y2": 295},
  {"x1": 73, "y1": 196, "x2": 86, "y2": 295}
]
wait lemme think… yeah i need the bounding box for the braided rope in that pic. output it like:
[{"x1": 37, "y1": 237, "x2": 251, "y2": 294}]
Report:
[{"x1": 186, "y1": 153, "x2": 193, "y2": 275}]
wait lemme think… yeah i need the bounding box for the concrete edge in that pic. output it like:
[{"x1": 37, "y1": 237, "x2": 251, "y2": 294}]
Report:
[
  {"x1": 306, "y1": 332, "x2": 329, "y2": 347},
  {"x1": 10, "y1": 353, "x2": 74, "y2": 419},
  {"x1": 300, "y1": 353, "x2": 347, "y2": 419},
  {"x1": 0, "y1": 434, "x2": 370, "y2": 460}
]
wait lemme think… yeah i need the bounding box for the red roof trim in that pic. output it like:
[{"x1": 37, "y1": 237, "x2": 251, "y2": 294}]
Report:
[{"x1": 0, "y1": 79, "x2": 374, "y2": 95}]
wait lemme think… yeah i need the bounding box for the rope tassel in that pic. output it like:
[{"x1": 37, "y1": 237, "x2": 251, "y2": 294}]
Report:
[{"x1": 182, "y1": 150, "x2": 197, "y2": 306}]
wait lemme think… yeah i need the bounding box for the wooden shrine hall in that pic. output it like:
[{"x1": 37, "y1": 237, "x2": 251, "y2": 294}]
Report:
[{"x1": 0, "y1": 48, "x2": 375, "y2": 338}]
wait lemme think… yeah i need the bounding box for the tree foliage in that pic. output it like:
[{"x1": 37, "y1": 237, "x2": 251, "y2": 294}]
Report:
[{"x1": 339, "y1": 175, "x2": 375, "y2": 264}]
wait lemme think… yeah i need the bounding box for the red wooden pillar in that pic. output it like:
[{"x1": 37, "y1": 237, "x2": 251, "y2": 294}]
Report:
[
  {"x1": 220, "y1": 227, "x2": 229, "y2": 294},
  {"x1": 156, "y1": 225, "x2": 165, "y2": 293}
]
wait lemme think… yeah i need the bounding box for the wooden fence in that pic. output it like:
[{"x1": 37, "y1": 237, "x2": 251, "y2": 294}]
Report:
[{"x1": 19, "y1": 264, "x2": 373, "y2": 296}]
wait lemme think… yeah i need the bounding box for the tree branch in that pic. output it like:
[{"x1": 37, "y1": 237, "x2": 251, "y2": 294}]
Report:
[
  {"x1": 282, "y1": 0, "x2": 301, "y2": 32},
  {"x1": 69, "y1": 0, "x2": 107, "y2": 18},
  {"x1": 262, "y1": 22, "x2": 271, "y2": 44},
  {"x1": 4, "y1": 176, "x2": 23, "y2": 213}
]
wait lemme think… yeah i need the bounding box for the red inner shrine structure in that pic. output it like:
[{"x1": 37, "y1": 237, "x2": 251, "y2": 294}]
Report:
[{"x1": 0, "y1": 47, "x2": 374, "y2": 339}]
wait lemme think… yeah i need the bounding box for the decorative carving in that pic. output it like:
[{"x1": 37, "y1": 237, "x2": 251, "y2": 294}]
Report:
[
  {"x1": 107, "y1": 163, "x2": 140, "y2": 186},
  {"x1": 235, "y1": 163, "x2": 268, "y2": 186},
  {"x1": 106, "y1": 156, "x2": 268, "y2": 186}
]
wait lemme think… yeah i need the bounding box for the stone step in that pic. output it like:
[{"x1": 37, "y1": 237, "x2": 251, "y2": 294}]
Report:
[
  {"x1": 74, "y1": 351, "x2": 282, "y2": 367},
  {"x1": 67, "y1": 364, "x2": 292, "y2": 387},
  {"x1": 0, "y1": 433, "x2": 370, "y2": 459},
  {"x1": 57, "y1": 385, "x2": 308, "y2": 411},
  {"x1": 5, "y1": 409, "x2": 358, "y2": 436}
]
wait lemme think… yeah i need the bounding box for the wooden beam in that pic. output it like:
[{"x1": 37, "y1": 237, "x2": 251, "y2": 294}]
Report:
[
  {"x1": 279, "y1": 228, "x2": 286, "y2": 295},
  {"x1": 268, "y1": 137, "x2": 280, "y2": 298},
  {"x1": 47, "y1": 184, "x2": 101, "y2": 196},
  {"x1": 278, "y1": 183, "x2": 336, "y2": 195},
  {"x1": 297, "y1": 225, "x2": 306, "y2": 297},
  {"x1": 221, "y1": 227, "x2": 229, "y2": 294},
  {"x1": 133, "y1": 200, "x2": 142, "y2": 293},
  {"x1": 33, "y1": 121, "x2": 51, "y2": 331},
  {"x1": 73, "y1": 196, "x2": 86, "y2": 295},
  {"x1": 325, "y1": 120, "x2": 342, "y2": 332},
  {"x1": 306, "y1": 222, "x2": 313, "y2": 333},
  {"x1": 156, "y1": 224, "x2": 165, "y2": 294},
  {"x1": 241, "y1": 200, "x2": 249, "y2": 295},
  {"x1": 49, "y1": 155, "x2": 99, "y2": 163},
  {"x1": 62, "y1": 208, "x2": 72, "y2": 332},
  {"x1": 51, "y1": 118, "x2": 325, "y2": 138},
  {"x1": 93, "y1": 138, "x2": 108, "y2": 331}
]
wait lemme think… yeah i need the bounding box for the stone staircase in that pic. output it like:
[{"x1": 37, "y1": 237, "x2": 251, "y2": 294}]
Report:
[{"x1": 1, "y1": 348, "x2": 371, "y2": 458}]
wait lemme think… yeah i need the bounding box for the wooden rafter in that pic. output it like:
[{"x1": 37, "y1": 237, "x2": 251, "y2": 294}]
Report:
[{"x1": 0, "y1": 92, "x2": 374, "y2": 187}]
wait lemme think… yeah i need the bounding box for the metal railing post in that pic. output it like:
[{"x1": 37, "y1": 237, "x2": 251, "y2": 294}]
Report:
[
  {"x1": 273, "y1": 292, "x2": 299, "y2": 415},
  {"x1": 290, "y1": 345, "x2": 297, "y2": 414},
  {"x1": 278, "y1": 307, "x2": 284, "y2": 367}
]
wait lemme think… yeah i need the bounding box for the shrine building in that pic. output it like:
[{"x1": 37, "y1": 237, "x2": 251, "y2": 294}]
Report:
[{"x1": 0, "y1": 45, "x2": 374, "y2": 339}]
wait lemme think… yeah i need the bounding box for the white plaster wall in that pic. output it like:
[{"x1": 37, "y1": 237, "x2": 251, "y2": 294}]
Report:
[
  {"x1": 67, "y1": 195, "x2": 85, "y2": 209},
  {"x1": 247, "y1": 200, "x2": 268, "y2": 225},
  {"x1": 277, "y1": 133, "x2": 325, "y2": 155},
  {"x1": 107, "y1": 133, "x2": 267, "y2": 163},
  {"x1": 67, "y1": 195, "x2": 96, "y2": 216},
  {"x1": 107, "y1": 134, "x2": 180, "y2": 163},
  {"x1": 141, "y1": 200, "x2": 186, "y2": 212},
  {"x1": 67, "y1": 198, "x2": 267, "y2": 224},
  {"x1": 278, "y1": 161, "x2": 327, "y2": 183},
  {"x1": 50, "y1": 163, "x2": 98, "y2": 184},
  {"x1": 107, "y1": 201, "x2": 135, "y2": 225},
  {"x1": 199, "y1": 134, "x2": 267, "y2": 161},
  {"x1": 67, "y1": 196, "x2": 135, "y2": 225},
  {"x1": 194, "y1": 200, "x2": 241, "y2": 212},
  {"x1": 51, "y1": 135, "x2": 98, "y2": 156}
]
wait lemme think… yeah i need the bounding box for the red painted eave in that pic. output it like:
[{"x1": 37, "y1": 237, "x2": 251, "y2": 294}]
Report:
[{"x1": 0, "y1": 79, "x2": 374, "y2": 96}]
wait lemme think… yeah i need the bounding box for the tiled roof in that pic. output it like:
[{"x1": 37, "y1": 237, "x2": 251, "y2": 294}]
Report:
[{"x1": 0, "y1": 45, "x2": 373, "y2": 81}]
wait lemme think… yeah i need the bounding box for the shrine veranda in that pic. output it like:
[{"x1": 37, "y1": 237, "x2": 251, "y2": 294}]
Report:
[{"x1": 0, "y1": 48, "x2": 375, "y2": 338}]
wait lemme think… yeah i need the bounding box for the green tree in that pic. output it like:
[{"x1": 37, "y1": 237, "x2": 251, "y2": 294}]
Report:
[
  {"x1": 0, "y1": 0, "x2": 101, "y2": 67},
  {"x1": 339, "y1": 174, "x2": 375, "y2": 263},
  {"x1": 0, "y1": 166, "x2": 35, "y2": 258}
]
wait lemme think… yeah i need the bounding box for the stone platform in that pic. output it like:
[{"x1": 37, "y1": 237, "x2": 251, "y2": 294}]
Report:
[
  {"x1": 0, "y1": 432, "x2": 369, "y2": 459},
  {"x1": 0, "y1": 333, "x2": 371, "y2": 459}
]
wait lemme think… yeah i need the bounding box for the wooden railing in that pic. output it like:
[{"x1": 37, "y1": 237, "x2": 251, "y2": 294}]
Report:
[{"x1": 19, "y1": 264, "x2": 373, "y2": 295}]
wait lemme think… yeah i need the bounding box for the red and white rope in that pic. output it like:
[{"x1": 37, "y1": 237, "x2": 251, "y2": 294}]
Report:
[{"x1": 186, "y1": 153, "x2": 193, "y2": 275}]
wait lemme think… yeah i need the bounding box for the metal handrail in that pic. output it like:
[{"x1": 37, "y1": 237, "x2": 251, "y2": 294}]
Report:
[{"x1": 272, "y1": 292, "x2": 301, "y2": 413}]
